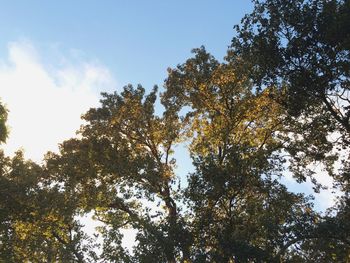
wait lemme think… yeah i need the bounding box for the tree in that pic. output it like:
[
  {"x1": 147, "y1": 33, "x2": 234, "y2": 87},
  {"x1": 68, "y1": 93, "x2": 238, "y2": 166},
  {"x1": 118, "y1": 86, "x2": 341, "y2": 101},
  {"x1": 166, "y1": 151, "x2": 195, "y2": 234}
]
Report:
[
  {"x1": 163, "y1": 47, "x2": 324, "y2": 262},
  {"x1": 229, "y1": 0, "x2": 350, "y2": 260},
  {"x1": 0, "y1": 101, "x2": 8, "y2": 143},
  {"x1": 1, "y1": 1, "x2": 350, "y2": 261},
  {"x1": 230, "y1": 0, "x2": 350, "y2": 189},
  {"x1": 0, "y1": 100, "x2": 94, "y2": 262},
  {"x1": 0, "y1": 150, "x2": 95, "y2": 262},
  {"x1": 44, "y1": 46, "x2": 345, "y2": 262},
  {"x1": 45, "y1": 85, "x2": 191, "y2": 262}
]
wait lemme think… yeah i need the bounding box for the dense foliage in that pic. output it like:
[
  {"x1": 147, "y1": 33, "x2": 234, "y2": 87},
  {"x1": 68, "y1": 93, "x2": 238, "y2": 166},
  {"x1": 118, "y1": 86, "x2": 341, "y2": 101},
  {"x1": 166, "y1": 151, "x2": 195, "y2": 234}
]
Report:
[{"x1": 1, "y1": 0, "x2": 349, "y2": 262}]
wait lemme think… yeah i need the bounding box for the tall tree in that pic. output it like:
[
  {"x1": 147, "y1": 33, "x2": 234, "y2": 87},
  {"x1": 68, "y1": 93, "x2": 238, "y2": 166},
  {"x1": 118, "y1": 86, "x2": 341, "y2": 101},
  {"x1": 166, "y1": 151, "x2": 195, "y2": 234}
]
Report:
[
  {"x1": 163, "y1": 47, "x2": 323, "y2": 262},
  {"x1": 229, "y1": 0, "x2": 350, "y2": 260},
  {"x1": 43, "y1": 45, "x2": 349, "y2": 262},
  {"x1": 230, "y1": 0, "x2": 350, "y2": 189},
  {"x1": 2, "y1": 1, "x2": 350, "y2": 260},
  {"x1": 46, "y1": 85, "x2": 191, "y2": 262}
]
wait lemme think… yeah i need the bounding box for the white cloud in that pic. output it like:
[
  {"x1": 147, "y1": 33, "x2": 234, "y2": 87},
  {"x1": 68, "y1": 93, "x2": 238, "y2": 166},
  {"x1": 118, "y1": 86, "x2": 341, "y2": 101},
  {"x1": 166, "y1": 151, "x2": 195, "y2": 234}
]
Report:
[
  {"x1": 0, "y1": 40, "x2": 127, "y2": 254},
  {"x1": 0, "y1": 40, "x2": 117, "y2": 162}
]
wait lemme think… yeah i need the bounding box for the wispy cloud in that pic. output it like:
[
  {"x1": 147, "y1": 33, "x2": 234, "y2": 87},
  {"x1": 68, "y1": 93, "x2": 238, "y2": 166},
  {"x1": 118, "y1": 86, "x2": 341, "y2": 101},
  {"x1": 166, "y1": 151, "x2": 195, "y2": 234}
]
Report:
[{"x1": 0, "y1": 40, "x2": 117, "y2": 162}]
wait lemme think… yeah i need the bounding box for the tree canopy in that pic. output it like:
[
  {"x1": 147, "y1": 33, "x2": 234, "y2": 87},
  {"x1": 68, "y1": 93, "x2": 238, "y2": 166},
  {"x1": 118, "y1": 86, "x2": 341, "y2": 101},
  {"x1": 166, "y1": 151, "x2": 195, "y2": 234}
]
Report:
[
  {"x1": 1, "y1": 0, "x2": 350, "y2": 262},
  {"x1": 230, "y1": 0, "x2": 350, "y2": 190}
]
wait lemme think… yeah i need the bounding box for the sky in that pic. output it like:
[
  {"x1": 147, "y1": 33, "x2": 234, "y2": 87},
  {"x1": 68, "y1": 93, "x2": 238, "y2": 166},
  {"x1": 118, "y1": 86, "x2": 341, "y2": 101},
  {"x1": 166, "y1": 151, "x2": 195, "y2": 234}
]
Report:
[
  {"x1": 0, "y1": 1, "x2": 254, "y2": 89},
  {"x1": 0, "y1": 0, "x2": 256, "y2": 158},
  {"x1": 0, "y1": 0, "x2": 340, "y2": 251}
]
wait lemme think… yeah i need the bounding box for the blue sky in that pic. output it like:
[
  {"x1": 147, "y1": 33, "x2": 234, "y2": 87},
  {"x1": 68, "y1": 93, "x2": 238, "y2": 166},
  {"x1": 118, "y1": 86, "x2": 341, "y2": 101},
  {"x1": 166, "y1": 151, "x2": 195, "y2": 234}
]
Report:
[
  {"x1": 0, "y1": 1, "x2": 253, "y2": 89},
  {"x1": 0, "y1": 0, "x2": 339, "y2": 221}
]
